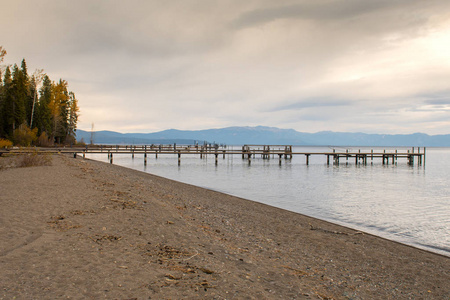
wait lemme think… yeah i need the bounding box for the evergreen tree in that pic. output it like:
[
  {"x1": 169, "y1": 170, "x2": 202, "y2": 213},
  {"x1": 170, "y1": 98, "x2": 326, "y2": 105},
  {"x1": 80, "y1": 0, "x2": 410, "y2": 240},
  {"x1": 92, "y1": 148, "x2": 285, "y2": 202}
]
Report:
[
  {"x1": 11, "y1": 64, "x2": 27, "y2": 129},
  {"x1": 67, "y1": 91, "x2": 79, "y2": 144},
  {"x1": 36, "y1": 75, "x2": 52, "y2": 137},
  {"x1": 2, "y1": 66, "x2": 15, "y2": 137},
  {"x1": 19, "y1": 59, "x2": 34, "y2": 126}
]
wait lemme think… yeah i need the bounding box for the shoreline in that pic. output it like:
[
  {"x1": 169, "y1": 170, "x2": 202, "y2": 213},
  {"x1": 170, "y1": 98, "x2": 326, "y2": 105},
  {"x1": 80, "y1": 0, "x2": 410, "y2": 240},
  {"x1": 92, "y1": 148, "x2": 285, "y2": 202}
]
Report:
[
  {"x1": 96, "y1": 158, "x2": 450, "y2": 260},
  {"x1": 1, "y1": 154, "x2": 449, "y2": 299},
  {"x1": 86, "y1": 154, "x2": 450, "y2": 258}
]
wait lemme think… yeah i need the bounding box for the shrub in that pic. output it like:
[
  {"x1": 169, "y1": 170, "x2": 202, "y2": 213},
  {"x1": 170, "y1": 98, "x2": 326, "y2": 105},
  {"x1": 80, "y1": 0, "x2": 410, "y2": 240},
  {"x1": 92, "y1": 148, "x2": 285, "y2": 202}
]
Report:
[
  {"x1": 17, "y1": 153, "x2": 52, "y2": 168},
  {"x1": 0, "y1": 138, "x2": 13, "y2": 149},
  {"x1": 75, "y1": 138, "x2": 86, "y2": 147},
  {"x1": 65, "y1": 135, "x2": 76, "y2": 146},
  {"x1": 37, "y1": 132, "x2": 52, "y2": 147},
  {"x1": 13, "y1": 123, "x2": 38, "y2": 147}
]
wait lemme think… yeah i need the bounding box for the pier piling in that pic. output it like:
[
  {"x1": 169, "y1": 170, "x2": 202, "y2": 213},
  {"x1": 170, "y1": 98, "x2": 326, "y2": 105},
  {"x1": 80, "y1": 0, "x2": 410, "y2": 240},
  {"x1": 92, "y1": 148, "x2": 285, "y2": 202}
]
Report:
[{"x1": 55, "y1": 144, "x2": 425, "y2": 168}]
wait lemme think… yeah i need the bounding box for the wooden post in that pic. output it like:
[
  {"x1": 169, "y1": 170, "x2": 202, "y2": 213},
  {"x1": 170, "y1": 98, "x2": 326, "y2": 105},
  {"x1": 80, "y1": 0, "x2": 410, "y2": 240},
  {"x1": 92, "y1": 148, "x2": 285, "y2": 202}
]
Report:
[
  {"x1": 144, "y1": 153, "x2": 147, "y2": 165},
  {"x1": 178, "y1": 152, "x2": 181, "y2": 165},
  {"x1": 306, "y1": 154, "x2": 310, "y2": 165},
  {"x1": 73, "y1": 153, "x2": 77, "y2": 158},
  {"x1": 109, "y1": 153, "x2": 113, "y2": 164},
  {"x1": 215, "y1": 153, "x2": 218, "y2": 165},
  {"x1": 327, "y1": 155, "x2": 330, "y2": 165},
  {"x1": 83, "y1": 150, "x2": 85, "y2": 159},
  {"x1": 279, "y1": 154, "x2": 282, "y2": 165},
  {"x1": 423, "y1": 147, "x2": 426, "y2": 166}
]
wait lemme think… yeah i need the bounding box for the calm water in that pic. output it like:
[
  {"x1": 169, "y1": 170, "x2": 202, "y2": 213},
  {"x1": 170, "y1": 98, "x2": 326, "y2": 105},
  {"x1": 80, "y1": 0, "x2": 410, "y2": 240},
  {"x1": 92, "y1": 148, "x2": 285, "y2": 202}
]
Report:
[{"x1": 86, "y1": 146, "x2": 450, "y2": 257}]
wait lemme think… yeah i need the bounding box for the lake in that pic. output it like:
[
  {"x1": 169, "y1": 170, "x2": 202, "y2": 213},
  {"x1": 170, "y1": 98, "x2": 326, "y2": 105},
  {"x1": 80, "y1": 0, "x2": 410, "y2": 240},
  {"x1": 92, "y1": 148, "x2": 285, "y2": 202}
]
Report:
[{"x1": 85, "y1": 146, "x2": 449, "y2": 257}]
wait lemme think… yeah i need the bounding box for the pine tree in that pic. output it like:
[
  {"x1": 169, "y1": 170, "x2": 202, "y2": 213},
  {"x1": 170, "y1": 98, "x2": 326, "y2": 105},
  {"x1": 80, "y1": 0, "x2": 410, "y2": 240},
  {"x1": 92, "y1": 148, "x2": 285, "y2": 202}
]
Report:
[
  {"x1": 67, "y1": 91, "x2": 79, "y2": 144},
  {"x1": 11, "y1": 64, "x2": 27, "y2": 129},
  {"x1": 36, "y1": 75, "x2": 52, "y2": 137},
  {"x1": 19, "y1": 59, "x2": 34, "y2": 126},
  {"x1": 1, "y1": 66, "x2": 15, "y2": 138}
]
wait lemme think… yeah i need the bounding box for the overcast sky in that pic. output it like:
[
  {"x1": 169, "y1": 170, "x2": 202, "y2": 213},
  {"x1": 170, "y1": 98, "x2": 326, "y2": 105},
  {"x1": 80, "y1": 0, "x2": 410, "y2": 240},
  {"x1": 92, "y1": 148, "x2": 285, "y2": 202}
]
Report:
[{"x1": 1, "y1": 0, "x2": 450, "y2": 134}]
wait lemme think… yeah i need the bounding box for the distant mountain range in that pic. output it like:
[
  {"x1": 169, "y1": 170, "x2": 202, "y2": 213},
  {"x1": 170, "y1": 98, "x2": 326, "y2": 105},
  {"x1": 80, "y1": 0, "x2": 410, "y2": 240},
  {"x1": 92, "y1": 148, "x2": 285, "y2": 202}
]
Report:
[{"x1": 75, "y1": 126, "x2": 450, "y2": 147}]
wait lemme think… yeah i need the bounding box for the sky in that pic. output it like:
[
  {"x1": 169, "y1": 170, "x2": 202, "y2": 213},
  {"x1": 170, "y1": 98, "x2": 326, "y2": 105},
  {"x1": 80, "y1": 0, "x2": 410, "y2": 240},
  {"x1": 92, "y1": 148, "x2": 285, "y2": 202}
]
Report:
[{"x1": 1, "y1": 0, "x2": 450, "y2": 135}]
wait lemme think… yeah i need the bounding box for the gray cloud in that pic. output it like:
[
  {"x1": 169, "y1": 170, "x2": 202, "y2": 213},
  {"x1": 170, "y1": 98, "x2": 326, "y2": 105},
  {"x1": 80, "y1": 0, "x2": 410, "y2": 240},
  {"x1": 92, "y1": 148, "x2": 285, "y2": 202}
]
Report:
[
  {"x1": 232, "y1": 0, "x2": 392, "y2": 28},
  {"x1": 267, "y1": 98, "x2": 352, "y2": 112},
  {"x1": 1, "y1": 0, "x2": 450, "y2": 134}
]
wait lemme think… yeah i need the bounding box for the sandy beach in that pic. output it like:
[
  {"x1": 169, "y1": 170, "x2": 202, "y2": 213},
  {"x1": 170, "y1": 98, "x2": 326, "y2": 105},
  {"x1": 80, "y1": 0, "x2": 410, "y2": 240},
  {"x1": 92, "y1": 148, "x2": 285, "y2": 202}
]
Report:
[{"x1": 0, "y1": 154, "x2": 449, "y2": 299}]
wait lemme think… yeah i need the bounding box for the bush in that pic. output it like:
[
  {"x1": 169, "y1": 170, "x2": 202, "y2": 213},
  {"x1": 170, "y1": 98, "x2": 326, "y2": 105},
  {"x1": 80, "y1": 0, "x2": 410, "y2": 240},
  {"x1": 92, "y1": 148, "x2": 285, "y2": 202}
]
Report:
[
  {"x1": 13, "y1": 123, "x2": 38, "y2": 147},
  {"x1": 37, "y1": 132, "x2": 52, "y2": 147},
  {"x1": 75, "y1": 138, "x2": 86, "y2": 147},
  {"x1": 17, "y1": 153, "x2": 52, "y2": 168},
  {"x1": 65, "y1": 135, "x2": 76, "y2": 146},
  {"x1": 0, "y1": 138, "x2": 13, "y2": 149}
]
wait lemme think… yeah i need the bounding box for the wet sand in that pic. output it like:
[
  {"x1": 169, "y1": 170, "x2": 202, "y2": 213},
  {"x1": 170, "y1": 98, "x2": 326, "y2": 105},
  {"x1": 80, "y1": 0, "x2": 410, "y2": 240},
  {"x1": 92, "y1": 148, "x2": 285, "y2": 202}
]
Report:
[{"x1": 0, "y1": 154, "x2": 449, "y2": 299}]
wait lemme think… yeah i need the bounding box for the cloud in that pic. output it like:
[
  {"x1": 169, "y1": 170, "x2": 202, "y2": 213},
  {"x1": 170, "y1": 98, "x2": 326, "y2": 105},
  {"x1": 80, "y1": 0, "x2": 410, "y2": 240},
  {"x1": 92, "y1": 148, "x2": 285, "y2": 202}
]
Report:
[
  {"x1": 232, "y1": 0, "x2": 394, "y2": 29},
  {"x1": 267, "y1": 98, "x2": 352, "y2": 112},
  {"x1": 1, "y1": 0, "x2": 450, "y2": 134}
]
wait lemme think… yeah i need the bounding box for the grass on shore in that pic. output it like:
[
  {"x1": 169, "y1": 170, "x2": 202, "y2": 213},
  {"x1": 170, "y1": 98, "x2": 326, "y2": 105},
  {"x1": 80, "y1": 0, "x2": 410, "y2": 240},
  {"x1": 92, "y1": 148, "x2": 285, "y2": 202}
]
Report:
[
  {"x1": 0, "y1": 153, "x2": 52, "y2": 170},
  {"x1": 17, "y1": 153, "x2": 52, "y2": 168}
]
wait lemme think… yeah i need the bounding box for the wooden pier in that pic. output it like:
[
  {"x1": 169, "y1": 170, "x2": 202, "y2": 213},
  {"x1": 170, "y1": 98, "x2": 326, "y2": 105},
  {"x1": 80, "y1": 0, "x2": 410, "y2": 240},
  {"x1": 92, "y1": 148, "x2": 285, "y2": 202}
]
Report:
[{"x1": 3, "y1": 144, "x2": 425, "y2": 167}]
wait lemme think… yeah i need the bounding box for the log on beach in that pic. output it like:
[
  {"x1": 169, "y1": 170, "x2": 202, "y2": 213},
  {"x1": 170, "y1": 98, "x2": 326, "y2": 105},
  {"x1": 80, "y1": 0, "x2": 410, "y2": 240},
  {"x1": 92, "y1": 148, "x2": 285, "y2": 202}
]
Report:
[{"x1": 0, "y1": 154, "x2": 448, "y2": 299}]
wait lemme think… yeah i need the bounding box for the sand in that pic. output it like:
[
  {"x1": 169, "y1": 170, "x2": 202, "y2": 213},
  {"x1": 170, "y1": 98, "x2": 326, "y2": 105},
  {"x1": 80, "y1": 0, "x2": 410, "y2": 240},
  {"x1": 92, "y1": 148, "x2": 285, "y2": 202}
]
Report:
[{"x1": 0, "y1": 154, "x2": 448, "y2": 299}]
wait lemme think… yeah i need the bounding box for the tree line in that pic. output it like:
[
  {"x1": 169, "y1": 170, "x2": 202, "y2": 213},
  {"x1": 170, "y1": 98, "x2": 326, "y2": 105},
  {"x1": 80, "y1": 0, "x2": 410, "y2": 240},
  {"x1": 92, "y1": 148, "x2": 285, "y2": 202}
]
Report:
[{"x1": 0, "y1": 46, "x2": 80, "y2": 146}]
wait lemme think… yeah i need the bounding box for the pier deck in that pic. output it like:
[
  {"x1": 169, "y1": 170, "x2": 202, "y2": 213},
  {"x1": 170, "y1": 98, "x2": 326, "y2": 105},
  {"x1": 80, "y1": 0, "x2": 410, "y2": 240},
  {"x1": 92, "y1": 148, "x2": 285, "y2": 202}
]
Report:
[{"x1": 4, "y1": 144, "x2": 426, "y2": 166}]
